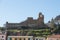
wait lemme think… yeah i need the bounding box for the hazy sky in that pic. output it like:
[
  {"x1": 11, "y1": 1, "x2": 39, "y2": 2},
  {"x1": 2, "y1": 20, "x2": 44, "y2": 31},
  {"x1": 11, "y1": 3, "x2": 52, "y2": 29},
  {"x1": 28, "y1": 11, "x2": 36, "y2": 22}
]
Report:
[{"x1": 0, "y1": 0, "x2": 60, "y2": 27}]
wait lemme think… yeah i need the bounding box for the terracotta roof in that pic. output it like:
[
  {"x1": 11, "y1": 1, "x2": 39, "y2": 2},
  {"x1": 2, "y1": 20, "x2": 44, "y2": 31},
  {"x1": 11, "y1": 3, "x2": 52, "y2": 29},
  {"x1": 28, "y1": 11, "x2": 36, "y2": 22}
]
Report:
[{"x1": 47, "y1": 35, "x2": 60, "y2": 38}]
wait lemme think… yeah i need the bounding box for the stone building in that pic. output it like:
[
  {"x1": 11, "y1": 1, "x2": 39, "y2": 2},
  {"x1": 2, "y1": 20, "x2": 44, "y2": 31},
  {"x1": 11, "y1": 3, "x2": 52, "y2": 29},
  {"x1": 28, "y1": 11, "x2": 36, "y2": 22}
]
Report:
[
  {"x1": 54, "y1": 15, "x2": 60, "y2": 24},
  {"x1": 5, "y1": 12, "x2": 48, "y2": 30},
  {"x1": 46, "y1": 15, "x2": 60, "y2": 34},
  {"x1": 47, "y1": 15, "x2": 60, "y2": 28}
]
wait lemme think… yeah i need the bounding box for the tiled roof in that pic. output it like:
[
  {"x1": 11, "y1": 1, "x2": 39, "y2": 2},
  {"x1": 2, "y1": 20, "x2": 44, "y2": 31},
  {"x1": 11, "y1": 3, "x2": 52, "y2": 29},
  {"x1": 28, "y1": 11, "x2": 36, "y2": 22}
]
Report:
[{"x1": 47, "y1": 35, "x2": 60, "y2": 38}]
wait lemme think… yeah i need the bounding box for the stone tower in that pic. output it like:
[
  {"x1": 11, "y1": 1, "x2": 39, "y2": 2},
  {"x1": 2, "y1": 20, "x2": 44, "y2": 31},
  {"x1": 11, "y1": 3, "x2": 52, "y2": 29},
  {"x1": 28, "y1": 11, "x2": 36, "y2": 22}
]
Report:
[{"x1": 37, "y1": 12, "x2": 44, "y2": 26}]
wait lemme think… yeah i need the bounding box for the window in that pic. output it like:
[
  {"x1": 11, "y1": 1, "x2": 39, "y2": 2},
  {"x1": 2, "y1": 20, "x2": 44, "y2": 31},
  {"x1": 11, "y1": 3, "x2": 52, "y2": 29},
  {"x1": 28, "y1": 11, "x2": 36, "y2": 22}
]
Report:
[
  {"x1": 28, "y1": 38, "x2": 30, "y2": 40},
  {"x1": 2, "y1": 36, "x2": 4, "y2": 38},
  {"x1": 57, "y1": 39, "x2": 59, "y2": 40},
  {"x1": 24, "y1": 38, "x2": 25, "y2": 40},
  {"x1": 9, "y1": 38, "x2": 12, "y2": 40},
  {"x1": 2, "y1": 32, "x2": 5, "y2": 34},
  {"x1": 36, "y1": 39, "x2": 38, "y2": 40},
  {"x1": 39, "y1": 39, "x2": 43, "y2": 40},
  {"x1": 1, "y1": 39, "x2": 4, "y2": 40},
  {"x1": 15, "y1": 38, "x2": 17, "y2": 40},
  {"x1": 50, "y1": 39, "x2": 52, "y2": 40},
  {"x1": 19, "y1": 38, "x2": 21, "y2": 40}
]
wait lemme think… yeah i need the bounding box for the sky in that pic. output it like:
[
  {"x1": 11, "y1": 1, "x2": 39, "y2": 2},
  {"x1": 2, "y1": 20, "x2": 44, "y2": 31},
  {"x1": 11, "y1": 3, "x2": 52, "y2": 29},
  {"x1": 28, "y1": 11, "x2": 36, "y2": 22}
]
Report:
[{"x1": 0, "y1": 0, "x2": 60, "y2": 27}]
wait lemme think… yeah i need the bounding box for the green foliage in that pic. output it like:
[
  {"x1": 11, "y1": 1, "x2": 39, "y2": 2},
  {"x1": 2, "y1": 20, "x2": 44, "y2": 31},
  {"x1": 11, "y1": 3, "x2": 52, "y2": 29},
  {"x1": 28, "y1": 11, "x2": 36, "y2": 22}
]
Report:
[
  {"x1": 0, "y1": 27, "x2": 5, "y2": 31},
  {"x1": 7, "y1": 28, "x2": 51, "y2": 37},
  {"x1": 53, "y1": 24, "x2": 60, "y2": 34}
]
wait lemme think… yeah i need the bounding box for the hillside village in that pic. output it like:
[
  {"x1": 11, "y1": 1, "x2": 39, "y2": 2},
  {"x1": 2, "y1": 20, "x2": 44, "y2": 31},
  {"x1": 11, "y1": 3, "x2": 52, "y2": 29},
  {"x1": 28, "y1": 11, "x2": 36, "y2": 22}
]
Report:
[{"x1": 0, "y1": 12, "x2": 60, "y2": 40}]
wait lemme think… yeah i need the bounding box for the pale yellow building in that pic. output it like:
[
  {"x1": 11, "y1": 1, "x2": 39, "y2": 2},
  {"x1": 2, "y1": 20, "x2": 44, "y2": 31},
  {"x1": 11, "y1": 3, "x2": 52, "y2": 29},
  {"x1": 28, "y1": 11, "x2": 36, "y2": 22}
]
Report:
[{"x1": 8, "y1": 36, "x2": 33, "y2": 40}]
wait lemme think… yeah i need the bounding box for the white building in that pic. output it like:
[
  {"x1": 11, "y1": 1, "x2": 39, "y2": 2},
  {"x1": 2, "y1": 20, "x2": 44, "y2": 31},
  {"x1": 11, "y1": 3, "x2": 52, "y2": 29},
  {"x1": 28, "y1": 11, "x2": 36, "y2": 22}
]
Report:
[{"x1": 34, "y1": 37, "x2": 46, "y2": 40}]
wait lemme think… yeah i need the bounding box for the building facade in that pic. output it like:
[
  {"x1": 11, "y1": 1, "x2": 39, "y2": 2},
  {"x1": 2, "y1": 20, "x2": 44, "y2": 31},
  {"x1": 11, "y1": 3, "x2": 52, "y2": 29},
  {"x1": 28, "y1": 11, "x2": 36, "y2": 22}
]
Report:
[
  {"x1": 34, "y1": 37, "x2": 46, "y2": 40},
  {"x1": 47, "y1": 15, "x2": 60, "y2": 28},
  {"x1": 8, "y1": 36, "x2": 33, "y2": 40},
  {"x1": 7, "y1": 36, "x2": 46, "y2": 40},
  {"x1": 5, "y1": 12, "x2": 49, "y2": 30},
  {"x1": 47, "y1": 35, "x2": 60, "y2": 40},
  {"x1": 0, "y1": 31, "x2": 7, "y2": 40}
]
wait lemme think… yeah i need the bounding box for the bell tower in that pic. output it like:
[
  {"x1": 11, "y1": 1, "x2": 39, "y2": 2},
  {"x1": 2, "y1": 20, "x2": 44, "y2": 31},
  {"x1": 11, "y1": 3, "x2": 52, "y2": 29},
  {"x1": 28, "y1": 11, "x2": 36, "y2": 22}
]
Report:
[{"x1": 37, "y1": 12, "x2": 44, "y2": 25}]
